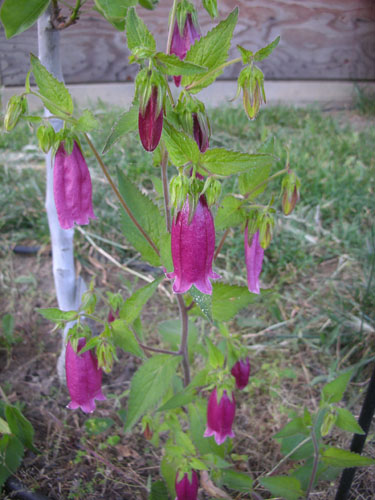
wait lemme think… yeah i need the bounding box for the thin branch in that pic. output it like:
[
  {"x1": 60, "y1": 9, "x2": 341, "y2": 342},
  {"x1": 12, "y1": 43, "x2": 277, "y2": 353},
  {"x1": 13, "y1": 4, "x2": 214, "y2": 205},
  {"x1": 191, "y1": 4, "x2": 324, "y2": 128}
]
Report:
[
  {"x1": 177, "y1": 295, "x2": 190, "y2": 386},
  {"x1": 306, "y1": 429, "x2": 320, "y2": 499},
  {"x1": 84, "y1": 133, "x2": 160, "y2": 257},
  {"x1": 185, "y1": 57, "x2": 242, "y2": 91},
  {"x1": 52, "y1": 0, "x2": 82, "y2": 30},
  {"x1": 132, "y1": 328, "x2": 179, "y2": 356},
  {"x1": 214, "y1": 228, "x2": 230, "y2": 261}
]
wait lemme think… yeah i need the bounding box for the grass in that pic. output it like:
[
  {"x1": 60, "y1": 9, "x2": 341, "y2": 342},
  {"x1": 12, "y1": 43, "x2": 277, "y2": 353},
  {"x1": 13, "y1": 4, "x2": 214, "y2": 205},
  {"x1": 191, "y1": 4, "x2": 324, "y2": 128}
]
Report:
[{"x1": 1, "y1": 101, "x2": 374, "y2": 498}]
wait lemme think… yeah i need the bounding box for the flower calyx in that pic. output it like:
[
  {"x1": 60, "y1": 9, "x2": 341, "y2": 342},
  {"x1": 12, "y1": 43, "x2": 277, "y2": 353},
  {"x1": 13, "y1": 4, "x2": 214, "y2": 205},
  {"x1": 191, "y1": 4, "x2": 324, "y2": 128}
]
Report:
[{"x1": 281, "y1": 170, "x2": 300, "y2": 216}]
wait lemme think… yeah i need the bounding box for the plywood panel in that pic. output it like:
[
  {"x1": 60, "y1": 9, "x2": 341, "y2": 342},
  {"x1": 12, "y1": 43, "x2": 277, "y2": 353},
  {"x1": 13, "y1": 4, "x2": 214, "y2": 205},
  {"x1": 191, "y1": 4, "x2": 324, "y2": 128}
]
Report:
[{"x1": 1, "y1": 0, "x2": 374, "y2": 86}]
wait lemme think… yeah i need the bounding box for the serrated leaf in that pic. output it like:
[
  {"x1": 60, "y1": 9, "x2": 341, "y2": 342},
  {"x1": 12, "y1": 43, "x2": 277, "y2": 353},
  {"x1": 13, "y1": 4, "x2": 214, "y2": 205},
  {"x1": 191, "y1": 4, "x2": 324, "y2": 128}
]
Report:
[
  {"x1": 160, "y1": 456, "x2": 176, "y2": 498},
  {"x1": 215, "y1": 196, "x2": 244, "y2": 230},
  {"x1": 200, "y1": 148, "x2": 274, "y2": 177},
  {"x1": 156, "y1": 53, "x2": 207, "y2": 76},
  {"x1": 0, "y1": 434, "x2": 24, "y2": 487},
  {"x1": 120, "y1": 277, "x2": 162, "y2": 324},
  {"x1": 280, "y1": 434, "x2": 314, "y2": 461},
  {"x1": 321, "y1": 447, "x2": 375, "y2": 468},
  {"x1": 182, "y1": 8, "x2": 238, "y2": 92},
  {"x1": 274, "y1": 417, "x2": 310, "y2": 439},
  {"x1": 238, "y1": 161, "x2": 272, "y2": 197},
  {"x1": 157, "y1": 388, "x2": 195, "y2": 412},
  {"x1": 189, "y1": 286, "x2": 213, "y2": 322},
  {"x1": 124, "y1": 354, "x2": 181, "y2": 431},
  {"x1": 254, "y1": 36, "x2": 280, "y2": 62},
  {"x1": 126, "y1": 7, "x2": 155, "y2": 52},
  {"x1": 0, "y1": 417, "x2": 11, "y2": 435},
  {"x1": 212, "y1": 283, "x2": 257, "y2": 322},
  {"x1": 259, "y1": 476, "x2": 303, "y2": 500},
  {"x1": 221, "y1": 469, "x2": 253, "y2": 492},
  {"x1": 94, "y1": 0, "x2": 136, "y2": 31},
  {"x1": 206, "y1": 338, "x2": 224, "y2": 368},
  {"x1": 157, "y1": 319, "x2": 198, "y2": 352},
  {"x1": 75, "y1": 109, "x2": 99, "y2": 132},
  {"x1": 5, "y1": 406, "x2": 38, "y2": 453},
  {"x1": 117, "y1": 170, "x2": 166, "y2": 266},
  {"x1": 30, "y1": 54, "x2": 73, "y2": 116},
  {"x1": 37, "y1": 307, "x2": 78, "y2": 322},
  {"x1": 335, "y1": 408, "x2": 365, "y2": 435},
  {"x1": 102, "y1": 103, "x2": 138, "y2": 154},
  {"x1": 322, "y1": 370, "x2": 353, "y2": 404},
  {"x1": 162, "y1": 120, "x2": 200, "y2": 167},
  {"x1": 149, "y1": 479, "x2": 169, "y2": 500},
  {"x1": 0, "y1": 0, "x2": 49, "y2": 39},
  {"x1": 111, "y1": 320, "x2": 145, "y2": 358}
]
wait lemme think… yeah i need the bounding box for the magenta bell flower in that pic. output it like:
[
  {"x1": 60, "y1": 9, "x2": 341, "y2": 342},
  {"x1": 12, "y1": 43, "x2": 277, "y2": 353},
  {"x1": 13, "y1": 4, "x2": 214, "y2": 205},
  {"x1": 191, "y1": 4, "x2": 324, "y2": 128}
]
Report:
[
  {"x1": 170, "y1": 13, "x2": 200, "y2": 86},
  {"x1": 175, "y1": 470, "x2": 199, "y2": 500},
  {"x1": 245, "y1": 228, "x2": 264, "y2": 295},
  {"x1": 231, "y1": 357, "x2": 251, "y2": 390},
  {"x1": 204, "y1": 387, "x2": 236, "y2": 445},
  {"x1": 167, "y1": 195, "x2": 220, "y2": 295},
  {"x1": 193, "y1": 113, "x2": 209, "y2": 152},
  {"x1": 53, "y1": 141, "x2": 96, "y2": 230},
  {"x1": 65, "y1": 338, "x2": 106, "y2": 413},
  {"x1": 138, "y1": 86, "x2": 163, "y2": 152}
]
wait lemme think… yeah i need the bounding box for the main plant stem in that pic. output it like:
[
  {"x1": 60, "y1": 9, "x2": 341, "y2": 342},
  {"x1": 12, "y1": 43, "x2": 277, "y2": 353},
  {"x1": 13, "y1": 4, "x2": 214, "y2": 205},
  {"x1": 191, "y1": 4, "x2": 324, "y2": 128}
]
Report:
[
  {"x1": 306, "y1": 426, "x2": 320, "y2": 499},
  {"x1": 177, "y1": 295, "x2": 190, "y2": 386}
]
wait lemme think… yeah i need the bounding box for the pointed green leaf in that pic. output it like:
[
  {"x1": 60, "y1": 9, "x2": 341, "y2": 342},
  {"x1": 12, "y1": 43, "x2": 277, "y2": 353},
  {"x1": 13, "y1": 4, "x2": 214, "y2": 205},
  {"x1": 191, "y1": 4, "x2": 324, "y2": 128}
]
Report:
[
  {"x1": 206, "y1": 337, "x2": 224, "y2": 368},
  {"x1": 0, "y1": 0, "x2": 49, "y2": 38},
  {"x1": 321, "y1": 447, "x2": 375, "y2": 468},
  {"x1": 200, "y1": 148, "x2": 274, "y2": 177},
  {"x1": 126, "y1": 7, "x2": 155, "y2": 52},
  {"x1": 124, "y1": 354, "x2": 181, "y2": 431},
  {"x1": 36, "y1": 308, "x2": 78, "y2": 322},
  {"x1": 0, "y1": 418, "x2": 11, "y2": 435},
  {"x1": 182, "y1": 8, "x2": 238, "y2": 92},
  {"x1": 215, "y1": 196, "x2": 244, "y2": 231},
  {"x1": 94, "y1": 0, "x2": 136, "y2": 31},
  {"x1": 30, "y1": 54, "x2": 73, "y2": 116},
  {"x1": 75, "y1": 109, "x2": 99, "y2": 133},
  {"x1": 335, "y1": 408, "x2": 365, "y2": 435},
  {"x1": 322, "y1": 370, "x2": 353, "y2": 404},
  {"x1": 111, "y1": 320, "x2": 145, "y2": 358},
  {"x1": 120, "y1": 277, "x2": 162, "y2": 324},
  {"x1": 117, "y1": 170, "x2": 166, "y2": 266},
  {"x1": 162, "y1": 120, "x2": 200, "y2": 167},
  {"x1": 254, "y1": 36, "x2": 280, "y2": 62},
  {"x1": 189, "y1": 286, "x2": 213, "y2": 322},
  {"x1": 156, "y1": 53, "x2": 207, "y2": 76},
  {"x1": 221, "y1": 469, "x2": 253, "y2": 492},
  {"x1": 259, "y1": 476, "x2": 303, "y2": 500},
  {"x1": 5, "y1": 406, "x2": 38, "y2": 453},
  {"x1": 0, "y1": 435, "x2": 24, "y2": 487},
  {"x1": 157, "y1": 319, "x2": 198, "y2": 358},
  {"x1": 238, "y1": 161, "x2": 272, "y2": 197},
  {"x1": 212, "y1": 283, "x2": 258, "y2": 322},
  {"x1": 157, "y1": 387, "x2": 196, "y2": 412},
  {"x1": 274, "y1": 417, "x2": 310, "y2": 439},
  {"x1": 149, "y1": 479, "x2": 169, "y2": 500},
  {"x1": 102, "y1": 103, "x2": 138, "y2": 154}
]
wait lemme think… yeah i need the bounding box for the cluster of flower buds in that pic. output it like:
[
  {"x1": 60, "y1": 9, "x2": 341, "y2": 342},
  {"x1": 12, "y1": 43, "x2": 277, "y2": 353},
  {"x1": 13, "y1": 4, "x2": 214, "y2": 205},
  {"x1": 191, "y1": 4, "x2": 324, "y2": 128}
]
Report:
[
  {"x1": 167, "y1": 190, "x2": 220, "y2": 295},
  {"x1": 53, "y1": 140, "x2": 96, "y2": 230},
  {"x1": 175, "y1": 470, "x2": 199, "y2": 500},
  {"x1": 281, "y1": 170, "x2": 300, "y2": 216},
  {"x1": 136, "y1": 69, "x2": 165, "y2": 152},
  {"x1": 170, "y1": 1, "x2": 200, "y2": 86},
  {"x1": 65, "y1": 338, "x2": 106, "y2": 413},
  {"x1": 235, "y1": 65, "x2": 266, "y2": 120},
  {"x1": 175, "y1": 95, "x2": 211, "y2": 153}
]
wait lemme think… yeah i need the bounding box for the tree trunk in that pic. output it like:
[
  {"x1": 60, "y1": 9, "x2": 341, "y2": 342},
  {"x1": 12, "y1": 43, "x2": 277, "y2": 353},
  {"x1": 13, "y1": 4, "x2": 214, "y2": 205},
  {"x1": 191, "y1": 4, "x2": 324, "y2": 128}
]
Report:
[{"x1": 37, "y1": 4, "x2": 86, "y2": 382}]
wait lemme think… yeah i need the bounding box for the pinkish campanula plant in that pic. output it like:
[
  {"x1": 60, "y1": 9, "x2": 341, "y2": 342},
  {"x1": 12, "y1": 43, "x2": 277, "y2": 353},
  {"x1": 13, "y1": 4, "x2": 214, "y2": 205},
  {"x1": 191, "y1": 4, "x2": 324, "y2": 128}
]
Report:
[
  {"x1": 244, "y1": 228, "x2": 264, "y2": 294},
  {"x1": 204, "y1": 387, "x2": 236, "y2": 445},
  {"x1": 231, "y1": 357, "x2": 251, "y2": 390},
  {"x1": 175, "y1": 470, "x2": 199, "y2": 500}
]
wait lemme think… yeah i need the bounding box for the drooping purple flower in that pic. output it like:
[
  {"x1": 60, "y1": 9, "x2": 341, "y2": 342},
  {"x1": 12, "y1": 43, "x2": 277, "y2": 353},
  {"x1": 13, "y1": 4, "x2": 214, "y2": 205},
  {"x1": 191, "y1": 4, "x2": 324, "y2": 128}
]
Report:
[
  {"x1": 167, "y1": 195, "x2": 220, "y2": 295},
  {"x1": 193, "y1": 112, "x2": 210, "y2": 152},
  {"x1": 138, "y1": 86, "x2": 163, "y2": 152},
  {"x1": 231, "y1": 357, "x2": 251, "y2": 390},
  {"x1": 53, "y1": 141, "x2": 96, "y2": 230},
  {"x1": 107, "y1": 308, "x2": 119, "y2": 323},
  {"x1": 170, "y1": 13, "x2": 200, "y2": 87},
  {"x1": 245, "y1": 227, "x2": 264, "y2": 295},
  {"x1": 65, "y1": 338, "x2": 106, "y2": 413},
  {"x1": 204, "y1": 387, "x2": 236, "y2": 445},
  {"x1": 175, "y1": 470, "x2": 199, "y2": 500}
]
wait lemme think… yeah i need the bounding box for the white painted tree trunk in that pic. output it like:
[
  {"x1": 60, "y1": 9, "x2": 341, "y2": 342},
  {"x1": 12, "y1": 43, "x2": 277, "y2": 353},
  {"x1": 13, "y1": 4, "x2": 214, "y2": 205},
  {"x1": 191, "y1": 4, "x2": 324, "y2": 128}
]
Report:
[{"x1": 38, "y1": 5, "x2": 86, "y2": 382}]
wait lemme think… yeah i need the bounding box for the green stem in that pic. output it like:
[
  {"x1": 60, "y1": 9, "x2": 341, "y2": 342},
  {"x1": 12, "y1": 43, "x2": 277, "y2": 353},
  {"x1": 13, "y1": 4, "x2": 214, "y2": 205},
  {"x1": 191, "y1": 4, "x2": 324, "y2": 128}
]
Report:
[
  {"x1": 306, "y1": 428, "x2": 320, "y2": 499},
  {"x1": 83, "y1": 133, "x2": 160, "y2": 257},
  {"x1": 177, "y1": 295, "x2": 190, "y2": 386},
  {"x1": 185, "y1": 57, "x2": 242, "y2": 91},
  {"x1": 53, "y1": 0, "x2": 82, "y2": 30}
]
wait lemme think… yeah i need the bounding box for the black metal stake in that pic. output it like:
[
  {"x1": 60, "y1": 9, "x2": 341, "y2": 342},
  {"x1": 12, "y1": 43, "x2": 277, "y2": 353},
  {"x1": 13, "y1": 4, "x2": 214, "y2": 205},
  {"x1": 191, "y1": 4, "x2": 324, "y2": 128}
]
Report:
[{"x1": 335, "y1": 362, "x2": 375, "y2": 500}]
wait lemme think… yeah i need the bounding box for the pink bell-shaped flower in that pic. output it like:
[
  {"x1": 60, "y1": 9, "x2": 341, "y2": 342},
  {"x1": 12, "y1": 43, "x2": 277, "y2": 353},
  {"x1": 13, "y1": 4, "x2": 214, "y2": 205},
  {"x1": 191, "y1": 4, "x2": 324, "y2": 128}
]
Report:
[
  {"x1": 204, "y1": 387, "x2": 236, "y2": 445},
  {"x1": 245, "y1": 227, "x2": 264, "y2": 294},
  {"x1": 138, "y1": 86, "x2": 163, "y2": 152},
  {"x1": 170, "y1": 13, "x2": 200, "y2": 87},
  {"x1": 167, "y1": 195, "x2": 220, "y2": 295},
  {"x1": 231, "y1": 357, "x2": 251, "y2": 390},
  {"x1": 53, "y1": 141, "x2": 96, "y2": 230},
  {"x1": 175, "y1": 470, "x2": 199, "y2": 500},
  {"x1": 65, "y1": 338, "x2": 106, "y2": 413}
]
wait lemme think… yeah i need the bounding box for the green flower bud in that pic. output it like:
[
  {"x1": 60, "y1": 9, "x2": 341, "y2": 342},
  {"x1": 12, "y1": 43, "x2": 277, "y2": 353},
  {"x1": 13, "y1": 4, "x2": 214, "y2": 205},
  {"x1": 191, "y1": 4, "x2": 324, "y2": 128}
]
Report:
[
  {"x1": 321, "y1": 410, "x2": 337, "y2": 437},
  {"x1": 37, "y1": 124, "x2": 56, "y2": 153},
  {"x1": 281, "y1": 171, "x2": 301, "y2": 216},
  {"x1": 258, "y1": 212, "x2": 274, "y2": 249},
  {"x1": 4, "y1": 95, "x2": 26, "y2": 131},
  {"x1": 202, "y1": 177, "x2": 221, "y2": 206},
  {"x1": 236, "y1": 66, "x2": 266, "y2": 120}
]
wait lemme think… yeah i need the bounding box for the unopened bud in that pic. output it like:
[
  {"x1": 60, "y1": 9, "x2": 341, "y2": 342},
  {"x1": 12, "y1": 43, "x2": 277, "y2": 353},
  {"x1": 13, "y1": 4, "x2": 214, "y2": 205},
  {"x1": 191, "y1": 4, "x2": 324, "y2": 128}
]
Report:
[
  {"x1": 258, "y1": 213, "x2": 274, "y2": 249},
  {"x1": 170, "y1": 175, "x2": 189, "y2": 213},
  {"x1": 236, "y1": 66, "x2": 265, "y2": 121},
  {"x1": 281, "y1": 171, "x2": 300, "y2": 216},
  {"x1": 4, "y1": 95, "x2": 25, "y2": 131},
  {"x1": 202, "y1": 177, "x2": 221, "y2": 206},
  {"x1": 143, "y1": 423, "x2": 153, "y2": 440},
  {"x1": 96, "y1": 342, "x2": 115, "y2": 374},
  {"x1": 37, "y1": 124, "x2": 56, "y2": 153},
  {"x1": 321, "y1": 411, "x2": 337, "y2": 437}
]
